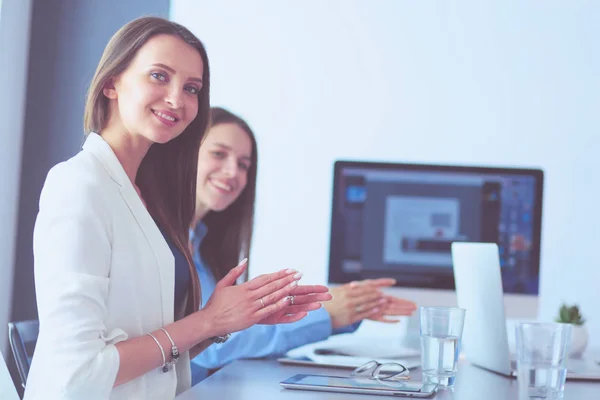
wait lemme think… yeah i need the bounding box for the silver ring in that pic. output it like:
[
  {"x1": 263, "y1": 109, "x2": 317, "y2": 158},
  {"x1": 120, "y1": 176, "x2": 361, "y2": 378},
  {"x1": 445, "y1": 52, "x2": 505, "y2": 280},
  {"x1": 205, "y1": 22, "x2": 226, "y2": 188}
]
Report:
[
  {"x1": 289, "y1": 295, "x2": 295, "y2": 305},
  {"x1": 260, "y1": 298, "x2": 265, "y2": 308},
  {"x1": 355, "y1": 305, "x2": 363, "y2": 313}
]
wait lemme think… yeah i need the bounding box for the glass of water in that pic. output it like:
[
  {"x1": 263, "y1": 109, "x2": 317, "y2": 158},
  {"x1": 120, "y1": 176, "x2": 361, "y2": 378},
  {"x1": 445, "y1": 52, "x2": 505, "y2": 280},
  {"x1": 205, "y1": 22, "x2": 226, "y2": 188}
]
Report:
[
  {"x1": 419, "y1": 306, "x2": 466, "y2": 388},
  {"x1": 515, "y1": 322, "x2": 572, "y2": 399}
]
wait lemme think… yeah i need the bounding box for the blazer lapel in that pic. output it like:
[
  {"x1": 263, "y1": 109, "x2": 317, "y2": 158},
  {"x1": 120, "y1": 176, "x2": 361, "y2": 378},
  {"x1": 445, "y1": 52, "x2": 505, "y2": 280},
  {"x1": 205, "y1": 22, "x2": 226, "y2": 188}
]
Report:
[{"x1": 82, "y1": 133, "x2": 174, "y2": 325}]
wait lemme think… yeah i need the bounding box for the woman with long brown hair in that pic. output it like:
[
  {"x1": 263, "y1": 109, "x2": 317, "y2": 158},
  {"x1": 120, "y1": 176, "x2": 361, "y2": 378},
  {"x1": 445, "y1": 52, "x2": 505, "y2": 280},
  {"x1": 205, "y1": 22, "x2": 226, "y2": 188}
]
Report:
[
  {"x1": 25, "y1": 17, "x2": 330, "y2": 399},
  {"x1": 189, "y1": 107, "x2": 417, "y2": 382}
]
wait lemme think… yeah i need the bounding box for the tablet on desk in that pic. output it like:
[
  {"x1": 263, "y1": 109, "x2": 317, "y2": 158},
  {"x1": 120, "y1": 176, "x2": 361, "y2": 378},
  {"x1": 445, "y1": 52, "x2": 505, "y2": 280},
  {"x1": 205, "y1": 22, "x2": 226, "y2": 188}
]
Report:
[{"x1": 280, "y1": 374, "x2": 438, "y2": 397}]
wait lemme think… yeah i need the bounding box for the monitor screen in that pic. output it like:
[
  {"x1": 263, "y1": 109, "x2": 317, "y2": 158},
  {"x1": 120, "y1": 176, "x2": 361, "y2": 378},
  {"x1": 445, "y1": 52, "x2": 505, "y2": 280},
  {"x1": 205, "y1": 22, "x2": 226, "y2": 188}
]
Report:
[{"x1": 328, "y1": 161, "x2": 543, "y2": 295}]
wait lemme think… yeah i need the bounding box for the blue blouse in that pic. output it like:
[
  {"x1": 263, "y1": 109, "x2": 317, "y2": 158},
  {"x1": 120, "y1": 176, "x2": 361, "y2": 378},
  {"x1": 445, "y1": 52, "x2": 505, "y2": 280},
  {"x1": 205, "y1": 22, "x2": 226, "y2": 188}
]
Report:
[
  {"x1": 189, "y1": 223, "x2": 360, "y2": 384},
  {"x1": 159, "y1": 229, "x2": 190, "y2": 317}
]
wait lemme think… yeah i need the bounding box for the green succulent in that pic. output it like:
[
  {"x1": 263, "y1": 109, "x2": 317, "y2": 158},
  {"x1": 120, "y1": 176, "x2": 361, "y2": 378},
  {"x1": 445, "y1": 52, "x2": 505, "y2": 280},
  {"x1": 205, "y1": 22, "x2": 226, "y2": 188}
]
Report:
[{"x1": 555, "y1": 304, "x2": 585, "y2": 326}]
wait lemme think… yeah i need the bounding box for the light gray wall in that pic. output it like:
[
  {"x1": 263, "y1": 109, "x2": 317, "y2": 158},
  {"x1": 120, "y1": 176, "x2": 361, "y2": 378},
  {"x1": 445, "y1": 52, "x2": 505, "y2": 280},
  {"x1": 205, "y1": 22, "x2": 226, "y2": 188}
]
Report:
[{"x1": 8, "y1": 0, "x2": 170, "y2": 392}]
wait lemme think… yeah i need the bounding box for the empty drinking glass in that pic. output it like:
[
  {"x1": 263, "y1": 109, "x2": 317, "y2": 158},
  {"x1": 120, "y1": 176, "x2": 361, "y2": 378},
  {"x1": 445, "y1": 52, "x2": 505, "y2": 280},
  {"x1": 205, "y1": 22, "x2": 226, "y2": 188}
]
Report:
[
  {"x1": 419, "y1": 306, "x2": 466, "y2": 388},
  {"x1": 515, "y1": 322, "x2": 572, "y2": 399}
]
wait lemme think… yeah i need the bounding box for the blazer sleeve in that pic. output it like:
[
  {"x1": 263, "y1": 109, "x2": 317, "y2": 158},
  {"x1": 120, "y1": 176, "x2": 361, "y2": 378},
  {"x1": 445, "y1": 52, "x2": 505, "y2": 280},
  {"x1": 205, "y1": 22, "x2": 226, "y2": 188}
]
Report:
[{"x1": 24, "y1": 164, "x2": 127, "y2": 399}]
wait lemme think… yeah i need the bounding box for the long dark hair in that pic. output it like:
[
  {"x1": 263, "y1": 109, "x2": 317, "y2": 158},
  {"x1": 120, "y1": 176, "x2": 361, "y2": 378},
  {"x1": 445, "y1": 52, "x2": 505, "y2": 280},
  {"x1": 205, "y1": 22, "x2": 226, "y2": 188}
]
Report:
[
  {"x1": 200, "y1": 107, "x2": 258, "y2": 281},
  {"x1": 84, "y1": 16, "x2": 210, "y2": 318}
]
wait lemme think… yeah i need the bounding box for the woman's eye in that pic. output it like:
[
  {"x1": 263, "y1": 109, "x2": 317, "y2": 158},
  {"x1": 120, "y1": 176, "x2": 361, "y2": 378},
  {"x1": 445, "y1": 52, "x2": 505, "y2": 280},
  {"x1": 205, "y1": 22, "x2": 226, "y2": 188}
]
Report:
[
  {"x1": 185, "y1": 85, "x2": 200, "y2": 95},
  {"x1": 212, "y1": 151, "x2": 225, "y2": 158},
  {"x1": 239, "y1": 162, "x2": 250, "y2": 171},
  {"x1": 150, "y1": 72, "x2": 167, "y2": 82}
]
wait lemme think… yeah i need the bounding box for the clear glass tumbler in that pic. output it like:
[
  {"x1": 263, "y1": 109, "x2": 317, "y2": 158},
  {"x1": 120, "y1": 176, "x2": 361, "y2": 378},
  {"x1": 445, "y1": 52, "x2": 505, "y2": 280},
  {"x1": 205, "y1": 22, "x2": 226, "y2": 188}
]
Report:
[
  {"x1": 419, "y1": 306, "x2": 466, "y2": 388},
  {"x1": 515, "y1": 322, "x2": 572, "y2": 399}
]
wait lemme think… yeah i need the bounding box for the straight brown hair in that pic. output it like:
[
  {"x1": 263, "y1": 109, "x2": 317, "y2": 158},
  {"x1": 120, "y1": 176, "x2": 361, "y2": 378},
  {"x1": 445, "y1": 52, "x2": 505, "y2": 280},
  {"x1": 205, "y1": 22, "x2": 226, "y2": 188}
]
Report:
[
  {"x1": 84, "y1": 16, "x2": 210, "y2": 319},
  {"x1": 200, "y1": 107, "x2": 258, "y2": 281}
]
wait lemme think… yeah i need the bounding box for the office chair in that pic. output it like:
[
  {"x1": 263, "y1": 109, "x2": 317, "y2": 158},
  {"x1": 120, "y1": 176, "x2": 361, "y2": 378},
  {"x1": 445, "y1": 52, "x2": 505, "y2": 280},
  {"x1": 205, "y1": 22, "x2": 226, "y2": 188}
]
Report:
[{"x1": 8, "y1": 320, "x2": 39, "y2": 388}]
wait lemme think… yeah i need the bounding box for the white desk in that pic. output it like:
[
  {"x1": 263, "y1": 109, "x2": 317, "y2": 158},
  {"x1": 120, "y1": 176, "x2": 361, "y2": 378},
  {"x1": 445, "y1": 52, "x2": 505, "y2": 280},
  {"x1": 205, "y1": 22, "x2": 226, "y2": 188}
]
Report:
[{"x1": 177, "y1": 358, "x2": 600, "y2": 399}]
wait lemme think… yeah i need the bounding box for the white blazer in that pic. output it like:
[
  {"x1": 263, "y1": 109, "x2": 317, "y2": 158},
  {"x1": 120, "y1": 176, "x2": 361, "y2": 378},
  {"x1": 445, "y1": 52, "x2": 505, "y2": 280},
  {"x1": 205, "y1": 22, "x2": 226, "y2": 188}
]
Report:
[{"x1": 24, "y1": 133, "x2": 192, "y2": 399}]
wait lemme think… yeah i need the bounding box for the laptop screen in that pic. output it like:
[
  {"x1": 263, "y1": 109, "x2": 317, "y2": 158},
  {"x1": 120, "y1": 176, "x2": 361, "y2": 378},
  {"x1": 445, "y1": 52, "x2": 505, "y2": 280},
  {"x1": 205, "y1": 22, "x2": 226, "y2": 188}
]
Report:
[{"x1": 328, "y1": 161, "x2": 543, "y2": 295}]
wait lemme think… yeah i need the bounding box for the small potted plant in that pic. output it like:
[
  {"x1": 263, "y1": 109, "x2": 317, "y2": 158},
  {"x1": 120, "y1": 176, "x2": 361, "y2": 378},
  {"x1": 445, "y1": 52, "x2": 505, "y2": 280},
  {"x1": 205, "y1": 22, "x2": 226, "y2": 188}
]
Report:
[{"x1": 555, "y1": 303, "x2": 587, "y2": 358}]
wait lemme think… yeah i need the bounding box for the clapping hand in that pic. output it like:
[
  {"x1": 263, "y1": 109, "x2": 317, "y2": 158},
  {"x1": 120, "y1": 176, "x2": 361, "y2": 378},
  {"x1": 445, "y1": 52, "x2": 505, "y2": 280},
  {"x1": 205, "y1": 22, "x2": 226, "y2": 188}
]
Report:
[
  {"x1": 323, "y1": 278, "x2": 417, "y2": 329},
  {"x1": 258, "y1": 284, "x2": 333, "y2": 324},
  {"x1": 202, "y1": 259, "x2": 331, "y2": 336}
]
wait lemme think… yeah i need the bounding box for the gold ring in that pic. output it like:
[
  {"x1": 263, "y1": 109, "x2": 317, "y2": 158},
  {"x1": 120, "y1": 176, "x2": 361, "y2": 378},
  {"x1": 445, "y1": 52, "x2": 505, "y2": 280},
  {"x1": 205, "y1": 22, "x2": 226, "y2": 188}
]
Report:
[{"x1": 260, "y1": 298, "x2": 265, "y2": 308}]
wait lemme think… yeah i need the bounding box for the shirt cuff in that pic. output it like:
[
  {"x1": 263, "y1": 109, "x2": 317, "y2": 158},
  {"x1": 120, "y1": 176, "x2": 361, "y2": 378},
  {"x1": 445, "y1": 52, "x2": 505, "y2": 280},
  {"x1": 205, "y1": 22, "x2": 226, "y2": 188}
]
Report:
[{"x1": 332, "y1": 320, "x2": 362, "y2": 335}]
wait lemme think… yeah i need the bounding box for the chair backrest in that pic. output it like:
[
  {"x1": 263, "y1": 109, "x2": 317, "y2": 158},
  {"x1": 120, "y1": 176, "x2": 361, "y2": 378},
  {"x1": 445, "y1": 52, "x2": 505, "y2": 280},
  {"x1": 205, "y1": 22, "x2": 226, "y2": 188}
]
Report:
[
  {"x1": 8, "y1": 320, "x2": 39, "y2": 389},
  {"x1": 1, "y1": 351, "x2": 20, "y2": 400}
]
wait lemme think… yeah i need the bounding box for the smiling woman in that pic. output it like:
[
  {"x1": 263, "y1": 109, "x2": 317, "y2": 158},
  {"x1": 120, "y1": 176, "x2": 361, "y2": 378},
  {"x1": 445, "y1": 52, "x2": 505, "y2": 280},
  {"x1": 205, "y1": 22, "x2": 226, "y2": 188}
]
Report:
[
  {"x1": 188, "y1": 107, "x2": 416, "y2": 384},
  {"x1": 24, "y1": 16, "x2": 330, "y2": 400}
]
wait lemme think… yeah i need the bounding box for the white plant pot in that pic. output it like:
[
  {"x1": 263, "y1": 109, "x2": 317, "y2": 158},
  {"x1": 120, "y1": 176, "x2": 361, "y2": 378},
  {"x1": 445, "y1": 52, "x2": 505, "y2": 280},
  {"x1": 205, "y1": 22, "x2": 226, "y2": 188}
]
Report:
[{"x1": 569, "y1": 325, "x2": 588, "y2": 358}]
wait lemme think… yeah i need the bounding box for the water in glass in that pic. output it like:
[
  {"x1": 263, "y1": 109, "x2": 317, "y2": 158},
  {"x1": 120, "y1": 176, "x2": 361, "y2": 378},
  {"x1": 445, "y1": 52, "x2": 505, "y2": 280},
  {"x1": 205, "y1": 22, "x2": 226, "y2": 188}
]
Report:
[
  {"x1": 517, "y1": 363, "x2": 567, "y2": 399},
  {"x1": 421, "y1": 334, "x2": 460, "y2": 387}
]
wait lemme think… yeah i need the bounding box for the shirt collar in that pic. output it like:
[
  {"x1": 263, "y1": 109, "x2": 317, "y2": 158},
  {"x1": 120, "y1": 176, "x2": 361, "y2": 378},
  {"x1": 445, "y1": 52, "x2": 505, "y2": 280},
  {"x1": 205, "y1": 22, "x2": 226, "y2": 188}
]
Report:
[{"x1": 190, "y1": 221, "x2": 208, "y2": 245}]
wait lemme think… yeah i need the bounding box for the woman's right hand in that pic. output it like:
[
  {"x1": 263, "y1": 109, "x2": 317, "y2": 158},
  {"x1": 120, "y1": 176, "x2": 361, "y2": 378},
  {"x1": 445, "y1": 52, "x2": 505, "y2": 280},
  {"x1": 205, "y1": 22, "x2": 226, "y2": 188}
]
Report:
[{"x1": 200, "y1": 259, "x2": 307, "y2": 337}]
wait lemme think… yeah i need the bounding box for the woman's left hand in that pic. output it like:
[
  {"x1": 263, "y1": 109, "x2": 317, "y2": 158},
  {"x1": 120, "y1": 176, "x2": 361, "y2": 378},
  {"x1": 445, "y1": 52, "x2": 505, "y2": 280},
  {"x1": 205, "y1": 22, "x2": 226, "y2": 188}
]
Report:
[
  {"x1": 323, "y1": 278, "x2": 417, "y2": 329},
  {"x1": 258, "y1": 284, "x2": 332, "y2": 325},
  {"x1": 367, "y1": 294, "x2": 418, "y2": 323}
]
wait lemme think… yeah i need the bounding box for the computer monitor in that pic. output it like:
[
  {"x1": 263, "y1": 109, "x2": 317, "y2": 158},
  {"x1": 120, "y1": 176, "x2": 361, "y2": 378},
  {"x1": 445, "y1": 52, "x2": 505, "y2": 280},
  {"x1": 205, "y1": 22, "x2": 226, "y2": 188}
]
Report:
[{"x1": 327, "y1": 160, "x2": 544, "y2": 295}]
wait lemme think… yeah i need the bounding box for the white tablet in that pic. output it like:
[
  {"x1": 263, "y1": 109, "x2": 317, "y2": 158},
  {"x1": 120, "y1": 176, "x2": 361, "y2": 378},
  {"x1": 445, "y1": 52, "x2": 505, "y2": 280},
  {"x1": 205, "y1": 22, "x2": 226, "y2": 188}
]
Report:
[{"x1": 280, "y1": 373, "x2": 437, "y2": 397}]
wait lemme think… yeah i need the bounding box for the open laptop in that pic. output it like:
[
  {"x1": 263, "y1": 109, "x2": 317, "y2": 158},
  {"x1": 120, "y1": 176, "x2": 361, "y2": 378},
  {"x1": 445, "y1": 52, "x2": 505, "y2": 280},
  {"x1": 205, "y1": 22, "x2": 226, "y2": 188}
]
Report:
[{"x1": 451, "y1": 242, "x2": 600, "y2": 380}]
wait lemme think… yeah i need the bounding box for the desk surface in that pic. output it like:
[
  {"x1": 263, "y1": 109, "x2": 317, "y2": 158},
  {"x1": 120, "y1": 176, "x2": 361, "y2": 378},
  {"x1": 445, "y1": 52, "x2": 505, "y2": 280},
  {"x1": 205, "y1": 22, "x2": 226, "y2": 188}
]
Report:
[{"x1": 177, "y1": 359, "x2": 600, "y2": 399}]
